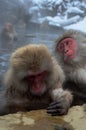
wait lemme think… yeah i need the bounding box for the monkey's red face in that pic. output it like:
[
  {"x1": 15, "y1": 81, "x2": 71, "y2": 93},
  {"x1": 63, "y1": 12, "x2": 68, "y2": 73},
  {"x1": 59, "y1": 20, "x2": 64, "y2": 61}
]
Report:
[
  {"x1": 4, "y1": 24, "x2": 12, "y2": 31},
  {"x1": 27, "y1": 71, "x2": 47, "y2": 96},
  {"x1": 57, "y1": 38, "x2": 77, "y2": 61}
]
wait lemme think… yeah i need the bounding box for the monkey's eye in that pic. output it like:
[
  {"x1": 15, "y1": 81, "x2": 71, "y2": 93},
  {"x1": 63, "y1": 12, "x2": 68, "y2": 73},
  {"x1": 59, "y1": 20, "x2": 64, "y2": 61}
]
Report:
[
  {"x1": 58, "y1": 44, "x2": 64, "y2": 52},
  {"x1": 66, "y1": 41, "x2": 71, "y2": 45}
]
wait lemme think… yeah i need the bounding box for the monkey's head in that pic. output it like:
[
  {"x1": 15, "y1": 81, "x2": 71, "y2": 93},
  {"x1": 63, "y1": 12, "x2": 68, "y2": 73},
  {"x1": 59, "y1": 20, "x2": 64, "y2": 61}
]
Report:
[
  {"x1": 3, "y1": 23, "x2": 13, "y2": 32},
  {"x1": 10, "y1": 44, "x2": 53, "y2": 96},
  {"x1": 55, "y1": 29, "x2": 86, "y2": 63}
]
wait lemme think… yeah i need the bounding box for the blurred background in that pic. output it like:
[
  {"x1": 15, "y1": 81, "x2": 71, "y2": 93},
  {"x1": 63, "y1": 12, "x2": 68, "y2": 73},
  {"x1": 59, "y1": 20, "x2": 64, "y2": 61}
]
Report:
[{"x1": 0, "y1": 0, "x2": 86, "y2": 82}]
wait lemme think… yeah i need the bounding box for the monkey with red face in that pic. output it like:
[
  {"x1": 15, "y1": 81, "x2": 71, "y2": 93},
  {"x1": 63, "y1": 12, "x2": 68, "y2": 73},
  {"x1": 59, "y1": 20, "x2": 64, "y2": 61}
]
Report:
[
  {"x1": 57, "y1": 37, "x2": 77, "y2": 61},
  {"x1": 0, "y1": 23, "x2": 17, "y2": 48},
  {"x1": 54, "y1": 29, "x2": 86, "y2": 105},
  {"x1": 0, "y1": 44, "x2": 72, "y2": 116}
]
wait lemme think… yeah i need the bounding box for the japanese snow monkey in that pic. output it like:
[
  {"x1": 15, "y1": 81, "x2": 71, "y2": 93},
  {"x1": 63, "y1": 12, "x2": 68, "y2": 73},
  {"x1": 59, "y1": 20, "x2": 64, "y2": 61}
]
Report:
[
  {"x1": 0, "y1": 44, "x2": 73, "y2": 116},
  {"x1": 54, "y1": 29, "x2": 86, "y2": 105},
  {"x1": 1, "y1": 22, "x2": 17, "y2": 42}
]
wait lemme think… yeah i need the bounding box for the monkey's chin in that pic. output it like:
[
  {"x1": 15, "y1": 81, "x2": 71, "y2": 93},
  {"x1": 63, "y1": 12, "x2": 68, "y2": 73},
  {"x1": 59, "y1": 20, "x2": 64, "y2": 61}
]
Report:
[
  {"x1": 30, "y1": 85, "x2": 46, "y2": 96},
  {"x1": 64, "y1": 55, "x2": 74, "y2": 62}
]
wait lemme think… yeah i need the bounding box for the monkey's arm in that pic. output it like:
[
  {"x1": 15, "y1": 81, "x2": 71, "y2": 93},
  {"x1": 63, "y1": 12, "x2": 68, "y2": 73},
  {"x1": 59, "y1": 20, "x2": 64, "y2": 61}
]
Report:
[
  {"x1": 63, "y1": 80, "x2": 86, "y2": 105},
  {"x1": 47, "y1": 83, "x2": 73, "y2": 116},
  {"x1": 47, "y1": 73, "x2": 86, "y2": 116},
  {"x1": 47, "y1": 60, "x2": 73, "y2": 116},
  {"x1": 67, "y1": 67, "x2": 86, "y2": 84},
  {"x1": 0, "y1": 86, "x2": 10, "y2": 116},
  {"x1": 76, "y1": 68, "x2": 86, "y2": 84}
]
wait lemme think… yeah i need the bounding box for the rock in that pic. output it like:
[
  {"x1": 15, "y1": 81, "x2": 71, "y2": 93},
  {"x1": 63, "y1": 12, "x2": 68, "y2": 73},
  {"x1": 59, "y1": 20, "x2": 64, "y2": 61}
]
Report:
[
  {"x1": 0, "y1": 105, "x2": 86, "y2": 130},
  {"x1": 63, "y1": 104, "x2": 86, "y2": 130}
]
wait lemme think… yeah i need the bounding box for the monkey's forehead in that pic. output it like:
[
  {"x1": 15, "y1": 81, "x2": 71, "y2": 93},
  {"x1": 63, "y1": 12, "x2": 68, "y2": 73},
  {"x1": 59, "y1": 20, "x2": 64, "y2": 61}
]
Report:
[
  {"x1": 11, "y1": 44, "x2": 51, "y2": 59},
  {"x1": 4, "y1": 22, "x2": 12, "y2": 27},
  {"x1": 55, "y1": 29, "x2": 81, "y2": 44},
  {"x1": 10, "y1": 44, "x2": 53, "y2": 71}
]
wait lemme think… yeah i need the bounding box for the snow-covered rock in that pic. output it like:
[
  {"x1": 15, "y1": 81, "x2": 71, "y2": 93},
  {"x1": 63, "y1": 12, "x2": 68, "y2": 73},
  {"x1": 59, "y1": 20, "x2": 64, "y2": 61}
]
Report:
[{"x1": 27, "y1": 0, "x2": 86, "y2": 27}]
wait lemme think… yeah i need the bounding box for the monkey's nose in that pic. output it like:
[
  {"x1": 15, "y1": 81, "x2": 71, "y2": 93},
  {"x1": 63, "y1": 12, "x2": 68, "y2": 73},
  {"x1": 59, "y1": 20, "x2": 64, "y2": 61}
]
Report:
[{"x1": 64, "y1": 50, "x2": 68, "y2": 53}]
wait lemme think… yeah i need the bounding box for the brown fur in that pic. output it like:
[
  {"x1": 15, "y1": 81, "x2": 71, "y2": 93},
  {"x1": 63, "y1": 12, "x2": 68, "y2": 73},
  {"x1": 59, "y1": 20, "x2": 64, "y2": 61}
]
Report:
[
  {"x1": 1, "y1": 44, "x2": 73, "y2": 115},
  {"x1": 1, "y1": 22, "x2": 17, "y2": 42},
  {"x1": 54, "y1": 29, "x2": 86, "y2": 105}
]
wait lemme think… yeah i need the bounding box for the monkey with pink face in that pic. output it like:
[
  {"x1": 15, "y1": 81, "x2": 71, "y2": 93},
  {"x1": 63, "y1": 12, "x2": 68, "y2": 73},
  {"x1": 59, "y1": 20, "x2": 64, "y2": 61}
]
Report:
[
  {"x1": 0, "y1": 22, "x2": 17, "y2": 43},
  {"x1": 0, "y1": 44, "x2": 72, "y2": 116},
  {"x1": 54, "y1": 29, "x2": 86, "y2": 106}
]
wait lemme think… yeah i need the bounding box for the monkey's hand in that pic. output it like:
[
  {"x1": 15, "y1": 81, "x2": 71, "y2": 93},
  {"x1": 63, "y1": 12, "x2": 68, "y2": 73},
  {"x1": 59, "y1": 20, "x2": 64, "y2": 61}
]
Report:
[
  {"x1": 47, "y1": 97, "x2": 69, "y2": 116},
  {"x1": 47, "y1": 89, "x2": 73, "y2": 116}
]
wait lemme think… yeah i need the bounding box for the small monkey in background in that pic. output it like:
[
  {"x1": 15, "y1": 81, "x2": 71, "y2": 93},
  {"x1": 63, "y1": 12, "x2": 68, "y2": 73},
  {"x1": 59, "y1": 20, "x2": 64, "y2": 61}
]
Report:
[
  {"x1": 54, "y1": 29, "x2": 86, "y2": 105},
  {"x1": 0, "y1": 23, "x2": 17, "y2": 44},
  {"x1": 0, "y1": 44, "x2": 72, "y2": 116}
]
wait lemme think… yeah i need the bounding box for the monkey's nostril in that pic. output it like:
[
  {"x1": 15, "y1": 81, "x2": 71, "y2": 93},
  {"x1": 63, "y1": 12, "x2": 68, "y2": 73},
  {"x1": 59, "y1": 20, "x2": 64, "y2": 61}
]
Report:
[{"x1": 64, "y1": 50, "x2": 68, "y2": 53}]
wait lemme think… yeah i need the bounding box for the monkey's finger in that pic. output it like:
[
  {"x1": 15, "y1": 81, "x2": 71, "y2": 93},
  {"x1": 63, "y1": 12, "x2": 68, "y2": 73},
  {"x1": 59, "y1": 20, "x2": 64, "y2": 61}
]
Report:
[
  {"x1": 47, "y1": 109, "x2": 63, "y2": 116},
  {"x1": 51, "y1": 112, "x2": 64, "y2": 116},
  {"x1": 47, "y1": 108, "x2": 62, "y2": 113},
  {"x1": 47, "y1": 102, "x2": 62, "y2": 110},
  {"x1": 47, "y1": 109, "x2": 58, "y2": 113},
  {"x1": 51, "y1": 109, "x2": 68, "y2": 116},
  {"x1": 48, "y1": 101, "x2": 57, "y2": 106},
  {"x1": 48, "y1": 101, "x2": 61, "y2": 107}
]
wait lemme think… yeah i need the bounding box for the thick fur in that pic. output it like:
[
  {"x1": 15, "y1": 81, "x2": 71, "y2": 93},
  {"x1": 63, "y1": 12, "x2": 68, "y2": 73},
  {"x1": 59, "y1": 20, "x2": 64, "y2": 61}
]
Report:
[
  {"x1": 0, "y1": 44, "x2": 73, "y2": 115},
  {"x1": 54, "y1": 29, "x2": 86, "y2": 105},
  {"x1": 1, "y1": 23, "x2": 17, "y2": 42}
]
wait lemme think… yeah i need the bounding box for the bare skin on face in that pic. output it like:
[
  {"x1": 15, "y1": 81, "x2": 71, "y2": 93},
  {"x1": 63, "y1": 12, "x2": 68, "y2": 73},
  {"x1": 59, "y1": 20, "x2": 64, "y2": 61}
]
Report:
[
  {"x1": 0, "y1": 44, "x2": 72, "y2": 116},
  {"x1": 1, "y1": 22, "x2": 17, "y2": 42},
  {"x1": 27, "y1": 71, "x2": 47, "y2": 96},
  {"x1": 57, "y1": 38, "x2": 77, "y2": 61},
  {"x1": 54, "y1": 29, "x2": 86, "y2": 105}
]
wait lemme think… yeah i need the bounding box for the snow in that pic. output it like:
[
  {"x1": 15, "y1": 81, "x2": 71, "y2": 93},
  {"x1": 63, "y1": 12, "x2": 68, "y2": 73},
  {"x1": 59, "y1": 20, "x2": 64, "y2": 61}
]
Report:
[
  {"x1": 19, "y1": 0, "x2": 24, "y2": 4},
  {"x1": 55, "y1": 0, "x2": 63, "y2": 5},
  {"x1": 31, "y1": 0, "x2": 63, "y2": 9},
  {"x1": 48, "y1": 15, "x2": 80, "y2": 26},
  {"x1": 26, "y1": 0, "x2": 86, "y2": 33},
  {"x1": 65, "y1": 17, "x2": 86, "y2": 33},
  {"x1": 32, "y1": 0, "x2": 40, "y2": 3},
  {"x1": 29, "y1": 6, "x2": 39, "y2": 14},
  {"x1": 32, "y1": 15, "x2": 81, "y2": 27},
  {"x1": 32, "y1": 0, "x2": 62, "y2": 5},
  {"x1": 66, "y1": 7, "x2": 84, "y2": 14}
]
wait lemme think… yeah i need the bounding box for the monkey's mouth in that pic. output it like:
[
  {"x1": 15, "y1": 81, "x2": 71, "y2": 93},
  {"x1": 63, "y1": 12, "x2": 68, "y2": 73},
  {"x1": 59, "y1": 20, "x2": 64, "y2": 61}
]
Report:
[
  {"x1": 30, "y1": 82, "x2": 46, "y2": 96},
  {"x1": 64, "y1": 49, "x2": 75, "y2": 61},
  {"x1": 64, "y1": 53, "x2": 75, "y2": 61},
  {"x1": 32, "y1": 83, "x2": 43, "y2": 92}
]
